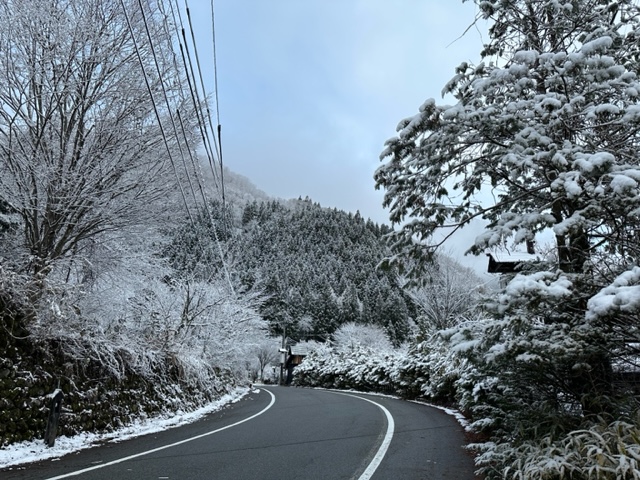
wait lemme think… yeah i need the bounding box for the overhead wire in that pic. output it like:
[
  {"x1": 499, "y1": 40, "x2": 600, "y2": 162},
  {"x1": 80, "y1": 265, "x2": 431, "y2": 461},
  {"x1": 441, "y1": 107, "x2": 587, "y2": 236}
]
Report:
[
  {"x1": 176, "y1": 107, "x2": 214, "y2": 211},
  {"x1": 137, "y1": 0, "x2": 200, "y2": 210},
  {"x1": 210, "y1": 0, "x2": 225, "y2": 207},
  {"x1": 171, "y1": 0, "x2": 222, "y2": 195},
  {"x1": 157, "y1": 0, "x2": 214, "y2": 213},
  {"x1": 168, "y1": 0, "x2": 221, "y2": 185},
  {"x1": 118, "y1": 0, "x2": 195, "y2": 225},
  {"x1": 120, "y1": 0, "x2": 234, "y2": 293},
  {"x1": 168, "y1": 0, "x2": 234, "y2": 293},
  {"x1": 178, "y1": 37, "x2": 220, "y2": 189},
  {"x1": 186, "y1": 2, "x2": 218, "y2": 153},
  {"x1": 186, "y1": 1, "x2": 226, "y2": 208},
  {"x1": 210, "y1": 0, "x2": 221, "y2": 128}
]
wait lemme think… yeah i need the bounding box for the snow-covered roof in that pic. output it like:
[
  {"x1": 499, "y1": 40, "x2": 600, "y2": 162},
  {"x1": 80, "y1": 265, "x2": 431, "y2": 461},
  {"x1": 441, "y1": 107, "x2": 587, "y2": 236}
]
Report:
[
  {"x1": 289, "y1": 344, "x2": 313, "y2": 356},
  {"x1": 486, "y1": 250, "x2": 541, "y2": 274},
  {"x1": 487, "y1": 251, "x2": 539, "y2": 263}
]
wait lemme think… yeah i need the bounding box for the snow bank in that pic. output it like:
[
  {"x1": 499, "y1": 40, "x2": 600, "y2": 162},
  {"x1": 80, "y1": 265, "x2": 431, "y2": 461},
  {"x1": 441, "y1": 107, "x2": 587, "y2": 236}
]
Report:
[{"x1": 0, "y1": 387, "x2": 250, "y2": 469}]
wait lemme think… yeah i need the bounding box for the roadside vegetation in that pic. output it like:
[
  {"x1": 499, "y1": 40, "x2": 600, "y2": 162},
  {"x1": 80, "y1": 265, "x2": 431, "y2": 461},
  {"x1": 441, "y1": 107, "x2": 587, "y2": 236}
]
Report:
[{"x1": 299, "y1": 1, "x2": 640, "y2": 478}]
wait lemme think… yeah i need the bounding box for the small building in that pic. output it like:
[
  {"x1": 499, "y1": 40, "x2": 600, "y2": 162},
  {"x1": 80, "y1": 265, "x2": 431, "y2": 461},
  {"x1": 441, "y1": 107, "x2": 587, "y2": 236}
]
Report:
[
  {"x1": 486, "y1": 251, "x2": 539, "y2": 274},
  {"x1": 486, "y1": 245, "x2": 541, "y2": 287},
  {"x1": 284, "y1": 343, "x2": 314, "y2": 385}
]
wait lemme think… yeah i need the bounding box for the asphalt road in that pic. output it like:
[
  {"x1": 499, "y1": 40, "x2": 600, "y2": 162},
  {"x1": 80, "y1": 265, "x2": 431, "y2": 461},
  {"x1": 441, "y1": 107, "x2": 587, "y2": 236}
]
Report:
[{"x1": 1, "y1": 386, "x2": 477, "y2": 479}]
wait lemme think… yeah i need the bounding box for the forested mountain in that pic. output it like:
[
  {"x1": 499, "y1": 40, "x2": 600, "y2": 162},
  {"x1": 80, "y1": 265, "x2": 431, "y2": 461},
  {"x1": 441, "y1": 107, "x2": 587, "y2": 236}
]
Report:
[{"x1": 164, "y1": 196, "x2": 414, "y2": 345}]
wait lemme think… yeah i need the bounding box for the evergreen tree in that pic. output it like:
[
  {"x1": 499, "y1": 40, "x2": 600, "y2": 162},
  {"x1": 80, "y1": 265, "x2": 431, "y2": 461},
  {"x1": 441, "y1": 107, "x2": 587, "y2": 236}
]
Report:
[
  {"x1": 233, "y1": 199, "x2": 413, "y2": 342},
  {"x1": 375, "y1": 0, "x2": 640, "y2": 460},
  {"x1": 162, "y1": 201, "x2": 233, "y2": 281}
]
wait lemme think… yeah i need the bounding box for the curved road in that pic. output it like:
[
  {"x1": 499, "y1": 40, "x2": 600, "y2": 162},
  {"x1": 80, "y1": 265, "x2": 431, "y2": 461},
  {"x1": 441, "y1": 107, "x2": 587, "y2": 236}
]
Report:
[{"x1": 2, "y1": 386, "x2": 477, "y2": 479}]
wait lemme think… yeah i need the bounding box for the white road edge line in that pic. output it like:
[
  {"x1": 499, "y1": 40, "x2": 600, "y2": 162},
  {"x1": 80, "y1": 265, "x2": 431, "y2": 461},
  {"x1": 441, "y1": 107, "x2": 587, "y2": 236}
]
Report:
[
  {"x1": 44, "y1": 389, "x2": 277, "y2": 480},
  {"x1": 331, "y1": 391, "x2": 395, "y2": 480}
]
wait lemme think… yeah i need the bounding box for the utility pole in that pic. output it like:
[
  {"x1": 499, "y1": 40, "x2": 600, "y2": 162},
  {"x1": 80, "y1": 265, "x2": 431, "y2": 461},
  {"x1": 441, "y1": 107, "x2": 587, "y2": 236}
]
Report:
[{"x1": 279, "y1": 324, "x2": 286, "y2": 385}]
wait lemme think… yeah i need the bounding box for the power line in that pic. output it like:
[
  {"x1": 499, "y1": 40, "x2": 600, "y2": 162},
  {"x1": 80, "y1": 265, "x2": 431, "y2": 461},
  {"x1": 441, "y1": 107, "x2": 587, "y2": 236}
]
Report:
[
  {"x1": 137, "y1": 0, "x2": 199, "y2": 210},
  {"x1": 124, "y1": 0, "x2": 234, "y2": 293},
  {"x1": 210, "y1": 0, "x2": 227, "y2": 210},
  {"x1": 158, "y1": 0, "x2": 221, "y2": 221},
  {"x1": 210, "y1": 0, "x2": 221, "y2": 127},
  {"x1": 169, "y1": 0, "x2": 234, "y2": 293},
  {"x1": 177, "y1": 108, "x2": 211, "y2": 209},
  {"x1": 187, "y1": 1, "x2": 219, "y2": 155},
  {"x1": 177, "y1": 38, "x2": 222, "y2": 191},
  {"x1": 173, "y1": 1, "x2": 221, "y2": 180},
  {"x1": 187, "y1": 0, "x2": 226, "y2": 207},
  {"x1": 168, "y1": 0, "x2": 221, "y2": 195},
  {"x1": 118, "y1": 0, "x2": 195, "y2": 225},
  {"x1": 177, "y1": 108, "x2": 234, "y2": 294},
  {"x1": 209, "y1": 0, "x2": 225, "y2": 204}
]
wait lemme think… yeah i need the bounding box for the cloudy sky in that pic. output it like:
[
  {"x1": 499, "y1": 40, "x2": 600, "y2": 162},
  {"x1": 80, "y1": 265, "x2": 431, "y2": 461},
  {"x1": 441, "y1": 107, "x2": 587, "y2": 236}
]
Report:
[{"x1": 187, "y1": 1, "x2": 490, "y2": 273}]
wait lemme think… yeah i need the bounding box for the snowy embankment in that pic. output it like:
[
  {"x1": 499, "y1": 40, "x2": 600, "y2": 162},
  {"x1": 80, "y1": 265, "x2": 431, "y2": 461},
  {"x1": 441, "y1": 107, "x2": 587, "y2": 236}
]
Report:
[{"x1": 0, "y1": 387, "x2": 250, "y2": 469}]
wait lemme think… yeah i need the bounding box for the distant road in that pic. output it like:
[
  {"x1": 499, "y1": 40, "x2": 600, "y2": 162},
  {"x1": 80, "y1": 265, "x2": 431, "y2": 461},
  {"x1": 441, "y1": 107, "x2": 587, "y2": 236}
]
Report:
[{"x1": 2, "y1": 386, "x2": 477, "y2": 479}]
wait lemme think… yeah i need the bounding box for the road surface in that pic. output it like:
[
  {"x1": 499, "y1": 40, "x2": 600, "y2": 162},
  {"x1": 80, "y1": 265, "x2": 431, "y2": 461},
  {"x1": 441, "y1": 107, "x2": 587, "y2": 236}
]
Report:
[{"x1": 1, "y1": 386, "x2": 477, "y2": 479}]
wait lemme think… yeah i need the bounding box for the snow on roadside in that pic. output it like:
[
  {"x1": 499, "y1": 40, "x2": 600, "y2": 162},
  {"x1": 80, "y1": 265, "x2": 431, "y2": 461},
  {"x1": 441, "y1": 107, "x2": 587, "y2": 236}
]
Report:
[
  {"x1": 317, "y1": 387, "x2": 471, "y2": 431},
  {"x1": 0, "y1": 387, "x2": 251, "y2": 470},
  {"x1": 408, "y1": 399, "x2": 471, "y2": 431}
]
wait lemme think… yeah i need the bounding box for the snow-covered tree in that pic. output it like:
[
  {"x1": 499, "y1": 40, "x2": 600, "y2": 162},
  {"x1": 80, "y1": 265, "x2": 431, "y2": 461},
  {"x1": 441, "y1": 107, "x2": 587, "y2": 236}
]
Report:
[
  {"x1": 252, "y1": 339, "x2": 280, "y2": 381},
  {"x1": 0, "y1": 0, "x2": 197, "y2": 278},
  {"x1": 332, "y1": 322, "x2": 394, "y2": 353},
  {"x1": 376, "y1": 0, "x2": 640, "y2": 275},
  {"x1": 376, "y1": 1, "x2": 640, "y2": 476},
  {"x1": 407, "y1": 253, "x2": 484, "y2": 333}
]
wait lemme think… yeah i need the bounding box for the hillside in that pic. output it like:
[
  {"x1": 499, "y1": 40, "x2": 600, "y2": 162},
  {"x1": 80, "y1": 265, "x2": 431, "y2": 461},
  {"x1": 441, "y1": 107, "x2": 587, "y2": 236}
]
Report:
[{"x1": 163, "y1": 190, "x2": 415, "y2": 345}]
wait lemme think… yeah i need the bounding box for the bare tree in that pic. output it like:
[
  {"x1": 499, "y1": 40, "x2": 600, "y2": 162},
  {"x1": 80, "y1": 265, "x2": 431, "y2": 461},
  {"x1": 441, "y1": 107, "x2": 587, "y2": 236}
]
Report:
[
  {"x1": 407, "y1": 254, "x2": 484, "y2": 333},
  {"x1": 0, "y1": 0, "x2": 197, "y2": 278},
  {"x1": 254, "y1": 340, "x2": 279, "y2": 381},
  {"x1": 332, "y1": 322, "x2": 393, "y2": 353}
]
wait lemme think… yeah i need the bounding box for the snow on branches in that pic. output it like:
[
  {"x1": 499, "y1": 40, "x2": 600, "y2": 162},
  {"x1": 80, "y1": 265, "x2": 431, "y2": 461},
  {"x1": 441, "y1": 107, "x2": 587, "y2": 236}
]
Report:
[
  {"x1": 375, "y1": 0, "x2": 640, "y2": 273},
  {"x1": 375, "y1": 1, "x2": 640, "y2": 478}
]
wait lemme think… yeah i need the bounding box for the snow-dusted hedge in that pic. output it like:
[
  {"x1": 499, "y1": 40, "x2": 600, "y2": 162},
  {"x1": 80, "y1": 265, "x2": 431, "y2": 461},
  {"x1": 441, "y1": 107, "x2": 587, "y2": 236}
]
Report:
[
  {"x1": 293, "y1": 346, "x2": 397, "y2": 393},
  {"x1": 293, "y1": 334, "x2": 462, "y2": 403}
]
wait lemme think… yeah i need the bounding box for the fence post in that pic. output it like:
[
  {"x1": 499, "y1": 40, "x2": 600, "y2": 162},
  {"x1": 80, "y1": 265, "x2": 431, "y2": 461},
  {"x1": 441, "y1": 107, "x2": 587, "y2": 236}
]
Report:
[{"x1": 44, "y1": 389, "x2": 64, "y2": 447}]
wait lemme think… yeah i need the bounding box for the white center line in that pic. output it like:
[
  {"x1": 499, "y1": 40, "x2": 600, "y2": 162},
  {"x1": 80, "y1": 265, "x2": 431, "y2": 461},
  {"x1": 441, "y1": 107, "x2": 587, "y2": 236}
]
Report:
[
  {"x1": 330, "y1": 391, "x2": 395, "y2": 480},
  {"x1": 44, "y1": 389, "x2": 276, "y2": 480}
]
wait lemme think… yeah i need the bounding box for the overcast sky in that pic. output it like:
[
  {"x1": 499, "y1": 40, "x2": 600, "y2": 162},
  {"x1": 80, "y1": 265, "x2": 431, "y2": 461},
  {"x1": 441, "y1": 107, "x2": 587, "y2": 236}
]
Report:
[{"x1": 186, "y1": 1, "x2": 490, "y2": 273}]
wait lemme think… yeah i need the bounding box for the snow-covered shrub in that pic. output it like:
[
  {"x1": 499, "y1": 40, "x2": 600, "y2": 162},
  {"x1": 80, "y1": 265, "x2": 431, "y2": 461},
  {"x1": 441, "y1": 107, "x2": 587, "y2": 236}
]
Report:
[
  {"x1": 71, "y1": 268, "x2": 266, "y2": 388},
  {"x1": 451, "y1": 272, "x2": 613, "y2": 437},
  {"x1": 294, "y1": 334, "x2": 466, "y2": 404},
  {"x1": 416, "y1": 332, "x2": 469, "y2": 403},
  {"x1": 443, "y1": 268, "x2": 640, "y2": 478},
  {"x1": 293, "y1": 346, "x2": 400, "y2": 393}
]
